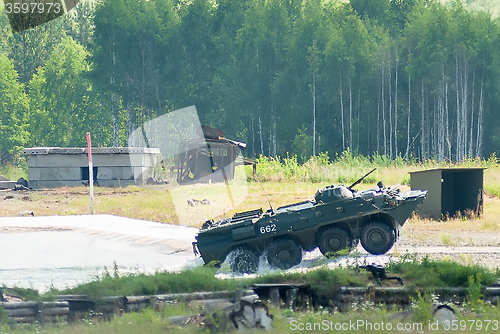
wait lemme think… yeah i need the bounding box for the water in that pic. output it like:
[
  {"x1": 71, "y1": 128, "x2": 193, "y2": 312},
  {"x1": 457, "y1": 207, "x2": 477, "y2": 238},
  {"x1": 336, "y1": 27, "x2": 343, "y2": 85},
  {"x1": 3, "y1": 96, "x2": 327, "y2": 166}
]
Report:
[{"x1": 0, "y1": 214, "x2": 199, "y2": 291}]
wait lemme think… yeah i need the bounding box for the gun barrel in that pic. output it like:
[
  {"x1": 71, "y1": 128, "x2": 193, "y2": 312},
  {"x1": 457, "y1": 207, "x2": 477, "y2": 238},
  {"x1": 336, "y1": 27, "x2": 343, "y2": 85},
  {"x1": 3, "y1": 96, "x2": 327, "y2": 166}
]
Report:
[{"x1": 348, "y1": 168, "x2": 377, "y2": 190}]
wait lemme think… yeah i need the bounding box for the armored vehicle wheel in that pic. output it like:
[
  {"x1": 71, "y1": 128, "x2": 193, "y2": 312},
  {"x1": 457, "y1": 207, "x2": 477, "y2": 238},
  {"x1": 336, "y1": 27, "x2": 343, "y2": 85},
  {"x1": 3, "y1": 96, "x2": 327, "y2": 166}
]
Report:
[
  {"x1": 227, "y1": 247, "x2": 259, "y2": 274},
  {"x1": 266, "y1": 239, "x2": 302, "y2": 270},
  {"x1": 360, "y1": 222, "x2": 395, "y2": 255},
  {"x1": 318, "y1": 227, "x2": 351, "y2": 256}
]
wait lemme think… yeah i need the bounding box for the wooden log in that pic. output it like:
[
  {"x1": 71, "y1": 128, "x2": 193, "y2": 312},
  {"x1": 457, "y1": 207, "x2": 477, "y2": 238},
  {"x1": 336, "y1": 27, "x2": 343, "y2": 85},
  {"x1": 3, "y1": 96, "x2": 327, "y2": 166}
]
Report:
[
  {"x1": 188, "y1": 298, "x2": 234, "y2": 314},
  {"x1": 433, "y1": 287, "x2": 468, "y2": 297},
  {"x1": 234, "y1": 289, "x2": 243, "y2": 303},
  {"x1": 125, "y1": 295, "x2": 154, "y2": 312},
  {"x1": 0, "y1": 301, "x2": 38, "y2": 309},
  {"x1": 285, "y1": 288, "x2": 298, "y2": 309},
  {"x1": 126, "y1": 296, "x2": 151, "y2": 304},
  {"x1": 95, "y1": 296, "x2": 127, "y2": 313},
  {"x1": 339, "y1": 287, "x2": 365, "y2": 295},
  {"x1": 56, "y1": 295, "x2": 92, "y2": 301},
  {"x1": 42, "y1": 301, "x2": 69, "y2": 308},
  {"x1": 336, "y1": 286, "x2": 500, "y2": 307},
  {"x1": 43, "y1": 307, "x2": 70, "y2": 316},
  {"x1": 155, "y1": 290, "x2": 254, "y2": 302},
  {"x1": 269, "y1": 288, "x2": 280, "y2": 307},
  {"x1": 484, "y1": 287, "x2": 500, "y2": 296},
  {"x1": 4, "y1": 308, "x2": 37, "y2": 317},
  {"x1": 37, "y1": 301, "x2": 45, "y2": 324}
]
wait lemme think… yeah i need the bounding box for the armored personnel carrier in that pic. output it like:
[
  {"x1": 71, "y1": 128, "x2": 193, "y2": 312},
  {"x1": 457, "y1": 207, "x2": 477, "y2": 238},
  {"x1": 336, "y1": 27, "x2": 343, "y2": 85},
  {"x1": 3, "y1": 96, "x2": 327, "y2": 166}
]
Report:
[{"x1": 193, "y1": 169, "x2": 427, "y2": 273}]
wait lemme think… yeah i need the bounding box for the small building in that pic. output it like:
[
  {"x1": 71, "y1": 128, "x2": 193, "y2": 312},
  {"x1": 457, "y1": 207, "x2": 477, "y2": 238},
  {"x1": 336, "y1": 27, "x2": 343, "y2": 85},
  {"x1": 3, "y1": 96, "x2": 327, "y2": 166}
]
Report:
[
  {"x1": 409, "y1": 168, "x2": 484, "y2": 220},
  {"x1": 23, "y1": 147, "x2": 160, "y2": 189}
]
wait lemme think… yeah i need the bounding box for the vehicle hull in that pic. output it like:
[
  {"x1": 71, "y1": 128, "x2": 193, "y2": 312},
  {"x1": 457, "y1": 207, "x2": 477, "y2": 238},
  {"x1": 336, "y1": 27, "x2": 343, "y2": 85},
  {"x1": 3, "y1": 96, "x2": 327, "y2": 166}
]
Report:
[{"x1": 194, "y1": 185, "x2": 427, "y2": 270}]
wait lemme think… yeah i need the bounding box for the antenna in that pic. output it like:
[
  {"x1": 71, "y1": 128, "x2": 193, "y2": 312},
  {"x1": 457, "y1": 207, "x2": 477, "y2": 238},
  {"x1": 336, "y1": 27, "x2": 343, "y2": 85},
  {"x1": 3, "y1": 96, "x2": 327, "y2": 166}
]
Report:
[{"x1": 256, "y1": 175, "x2": 273, "y2": 212}]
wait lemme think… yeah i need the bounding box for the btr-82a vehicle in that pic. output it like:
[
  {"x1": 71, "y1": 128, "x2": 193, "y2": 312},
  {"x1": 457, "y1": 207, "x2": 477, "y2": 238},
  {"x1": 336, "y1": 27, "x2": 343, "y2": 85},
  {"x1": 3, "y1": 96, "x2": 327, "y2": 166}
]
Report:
[{"x1": 193, "y1": 169, "x2": 427, "y2": 273}]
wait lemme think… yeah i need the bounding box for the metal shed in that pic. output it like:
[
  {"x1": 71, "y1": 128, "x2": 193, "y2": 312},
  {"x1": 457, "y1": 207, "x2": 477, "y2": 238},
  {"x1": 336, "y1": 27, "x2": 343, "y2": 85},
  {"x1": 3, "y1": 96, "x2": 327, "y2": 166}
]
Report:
[{"x1": 409, "y1": 168, "x2": 484, "y2": 220}]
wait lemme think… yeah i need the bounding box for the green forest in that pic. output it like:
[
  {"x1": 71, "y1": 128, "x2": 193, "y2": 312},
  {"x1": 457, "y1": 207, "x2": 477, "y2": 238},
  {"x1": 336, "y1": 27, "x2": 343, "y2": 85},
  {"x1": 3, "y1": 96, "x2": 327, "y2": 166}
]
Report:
[{"x1": 1, "y1": 0, "x2": 500, "y2": 164}]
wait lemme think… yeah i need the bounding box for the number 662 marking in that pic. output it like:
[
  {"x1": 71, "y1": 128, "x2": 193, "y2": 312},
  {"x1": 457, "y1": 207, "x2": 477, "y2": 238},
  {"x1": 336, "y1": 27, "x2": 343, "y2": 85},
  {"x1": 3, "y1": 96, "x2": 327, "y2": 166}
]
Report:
[{"x1": 260, "y1": 224, "x2": 277, "y2": 234}]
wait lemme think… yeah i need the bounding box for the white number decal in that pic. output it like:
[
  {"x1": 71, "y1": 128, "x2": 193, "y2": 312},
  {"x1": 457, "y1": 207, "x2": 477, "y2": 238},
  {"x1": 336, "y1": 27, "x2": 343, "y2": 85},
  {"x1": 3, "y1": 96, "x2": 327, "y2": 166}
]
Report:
[{"x1": 260, "y1": 224, "x2": 277, "y2": 234}]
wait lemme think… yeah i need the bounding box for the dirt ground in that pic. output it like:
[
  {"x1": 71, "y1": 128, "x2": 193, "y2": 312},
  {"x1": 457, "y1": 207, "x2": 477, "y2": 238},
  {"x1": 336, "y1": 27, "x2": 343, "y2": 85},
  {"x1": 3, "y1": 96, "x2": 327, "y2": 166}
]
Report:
[
  {"x1": 2, "y1": 187, "x2": 499, "y2": 242},
  {"x1": 0, "y1": 187, "x2": 128, "y2": 216}
]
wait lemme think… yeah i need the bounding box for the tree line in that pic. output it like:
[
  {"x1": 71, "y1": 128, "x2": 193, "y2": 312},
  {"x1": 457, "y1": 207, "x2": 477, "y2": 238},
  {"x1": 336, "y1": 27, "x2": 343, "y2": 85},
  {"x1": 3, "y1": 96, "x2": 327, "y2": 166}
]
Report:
[{"x1": 1, "y1": 0, "x2": 500, "y2": 164}]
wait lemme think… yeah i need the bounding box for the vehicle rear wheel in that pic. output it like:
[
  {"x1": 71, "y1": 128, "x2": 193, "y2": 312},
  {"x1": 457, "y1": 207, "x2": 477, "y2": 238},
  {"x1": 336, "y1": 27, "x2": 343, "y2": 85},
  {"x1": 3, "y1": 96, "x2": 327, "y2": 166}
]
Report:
[
  {"x1": 360, "y1": 222, "x2": 395, "y2": 255},
  {"x1": 318, "y1": 227, "x2": 351, "y2": 256},
  {"x1": 227, "y1": 247, "x2": 259, "y2": 274},
  {"x1": 266, "y1": 239, "x2": 302, "y2": 269}
]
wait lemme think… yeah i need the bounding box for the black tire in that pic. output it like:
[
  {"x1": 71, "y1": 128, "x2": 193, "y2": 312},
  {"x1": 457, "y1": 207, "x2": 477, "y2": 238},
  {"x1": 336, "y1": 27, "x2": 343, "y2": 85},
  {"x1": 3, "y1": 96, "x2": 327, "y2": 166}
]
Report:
[
  {"x1": 360, "y1": 222, "x2": 395, "y2": 255},
  {"x1": 227, "y1": 247, "x2": 259, "y2": 274},
  {"x1": 318, "y1": 227, "x2": 352, "y2": 256},
  {"x1": 266, "y1": 239, "x2": 302, "y2": 269}
]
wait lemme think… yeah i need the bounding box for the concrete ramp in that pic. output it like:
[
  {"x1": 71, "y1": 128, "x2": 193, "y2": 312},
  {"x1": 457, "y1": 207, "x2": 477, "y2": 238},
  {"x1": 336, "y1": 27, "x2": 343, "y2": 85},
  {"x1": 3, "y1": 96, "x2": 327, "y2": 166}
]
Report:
[{"x1": 0, "y1": 215, "x2": 199, "y2": 291}]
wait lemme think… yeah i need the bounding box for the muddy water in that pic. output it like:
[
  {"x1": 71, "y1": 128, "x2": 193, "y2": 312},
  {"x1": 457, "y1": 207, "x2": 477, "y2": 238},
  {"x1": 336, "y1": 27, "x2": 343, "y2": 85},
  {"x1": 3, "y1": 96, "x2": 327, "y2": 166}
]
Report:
[{"x1": 0, "y1": 215, "x2": 200, "y2": 291}]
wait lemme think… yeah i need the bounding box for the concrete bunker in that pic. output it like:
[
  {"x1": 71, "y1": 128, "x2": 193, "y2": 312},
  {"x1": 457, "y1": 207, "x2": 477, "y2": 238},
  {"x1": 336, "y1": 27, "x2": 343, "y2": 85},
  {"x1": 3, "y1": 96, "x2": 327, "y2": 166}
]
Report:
[{"x1": 23, "y1": 147, "x2": 160, "y2": 189}]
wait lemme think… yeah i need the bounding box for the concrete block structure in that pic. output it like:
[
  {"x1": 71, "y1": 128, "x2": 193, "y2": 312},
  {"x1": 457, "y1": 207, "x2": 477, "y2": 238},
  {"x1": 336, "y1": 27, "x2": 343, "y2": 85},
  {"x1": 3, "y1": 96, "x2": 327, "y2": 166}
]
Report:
[{"x1": 23, "y1": 147, "x2": 161, "y2": 189}]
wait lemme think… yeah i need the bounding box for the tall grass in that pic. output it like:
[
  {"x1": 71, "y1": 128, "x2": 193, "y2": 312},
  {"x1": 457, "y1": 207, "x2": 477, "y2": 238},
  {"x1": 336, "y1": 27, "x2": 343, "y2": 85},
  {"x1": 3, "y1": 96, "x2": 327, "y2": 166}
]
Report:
[
  {"x1": 388, "y1": 255, "x2": 499, "y2": 287},
  {"x1": 247, "y1": 151, "x2": 500, "y2": 188},
  {"x1": 14, "y1": 257, "x2": 494, "y2": 301},
  {"x1": 56, "y1": 265, "x2": 243, "y2": 298},
  {"x1": 3, "y1": 149, "x2": 499, "y2": 188},
  {"x1": 0, "y1": 160, "x2": 27, "y2": 180}
]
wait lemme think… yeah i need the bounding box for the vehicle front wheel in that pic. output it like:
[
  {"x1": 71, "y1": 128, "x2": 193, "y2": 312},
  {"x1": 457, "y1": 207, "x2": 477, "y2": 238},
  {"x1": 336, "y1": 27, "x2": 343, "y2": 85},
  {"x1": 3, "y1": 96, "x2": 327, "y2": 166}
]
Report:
[
  {"x1": 360, "y1": 222, "x2": 395, "y2": 255},
  {"x1": 266, "y1": 239, "x2": 302, "y2": 269},
  {"x1": 318, "y1": 227, "x2": 352, "y2": 256},
  {"x1": 226, "y1": 247, "x2": 259, "y2": 274}
]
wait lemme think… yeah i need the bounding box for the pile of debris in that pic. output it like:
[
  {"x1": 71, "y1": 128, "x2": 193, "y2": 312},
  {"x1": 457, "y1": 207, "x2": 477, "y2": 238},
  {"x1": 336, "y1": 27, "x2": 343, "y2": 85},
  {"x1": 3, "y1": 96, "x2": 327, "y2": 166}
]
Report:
[{"x1": 0, "y1": 175, "x2": 28, "y2": 191}]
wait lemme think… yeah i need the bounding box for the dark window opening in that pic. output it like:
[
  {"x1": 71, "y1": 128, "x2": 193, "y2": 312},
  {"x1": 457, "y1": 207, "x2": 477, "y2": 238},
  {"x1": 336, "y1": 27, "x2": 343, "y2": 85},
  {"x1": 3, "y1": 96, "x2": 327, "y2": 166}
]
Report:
[{"x1": 81, "y1": 167, "x2": 98, "y2": 181}]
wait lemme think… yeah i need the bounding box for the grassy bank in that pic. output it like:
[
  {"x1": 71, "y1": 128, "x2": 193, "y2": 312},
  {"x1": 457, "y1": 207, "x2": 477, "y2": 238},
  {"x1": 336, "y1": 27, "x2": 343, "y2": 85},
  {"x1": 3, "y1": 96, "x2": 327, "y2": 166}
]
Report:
[
  {"x1": 3, "y1": 303, "x2": 499, "y2": 334},
  {"x1": 1, "y1": 257, "x2": 500, "y2": 333},
  {"x1": 4, "y1": 256, "x2": 499, "y2": 301}
]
